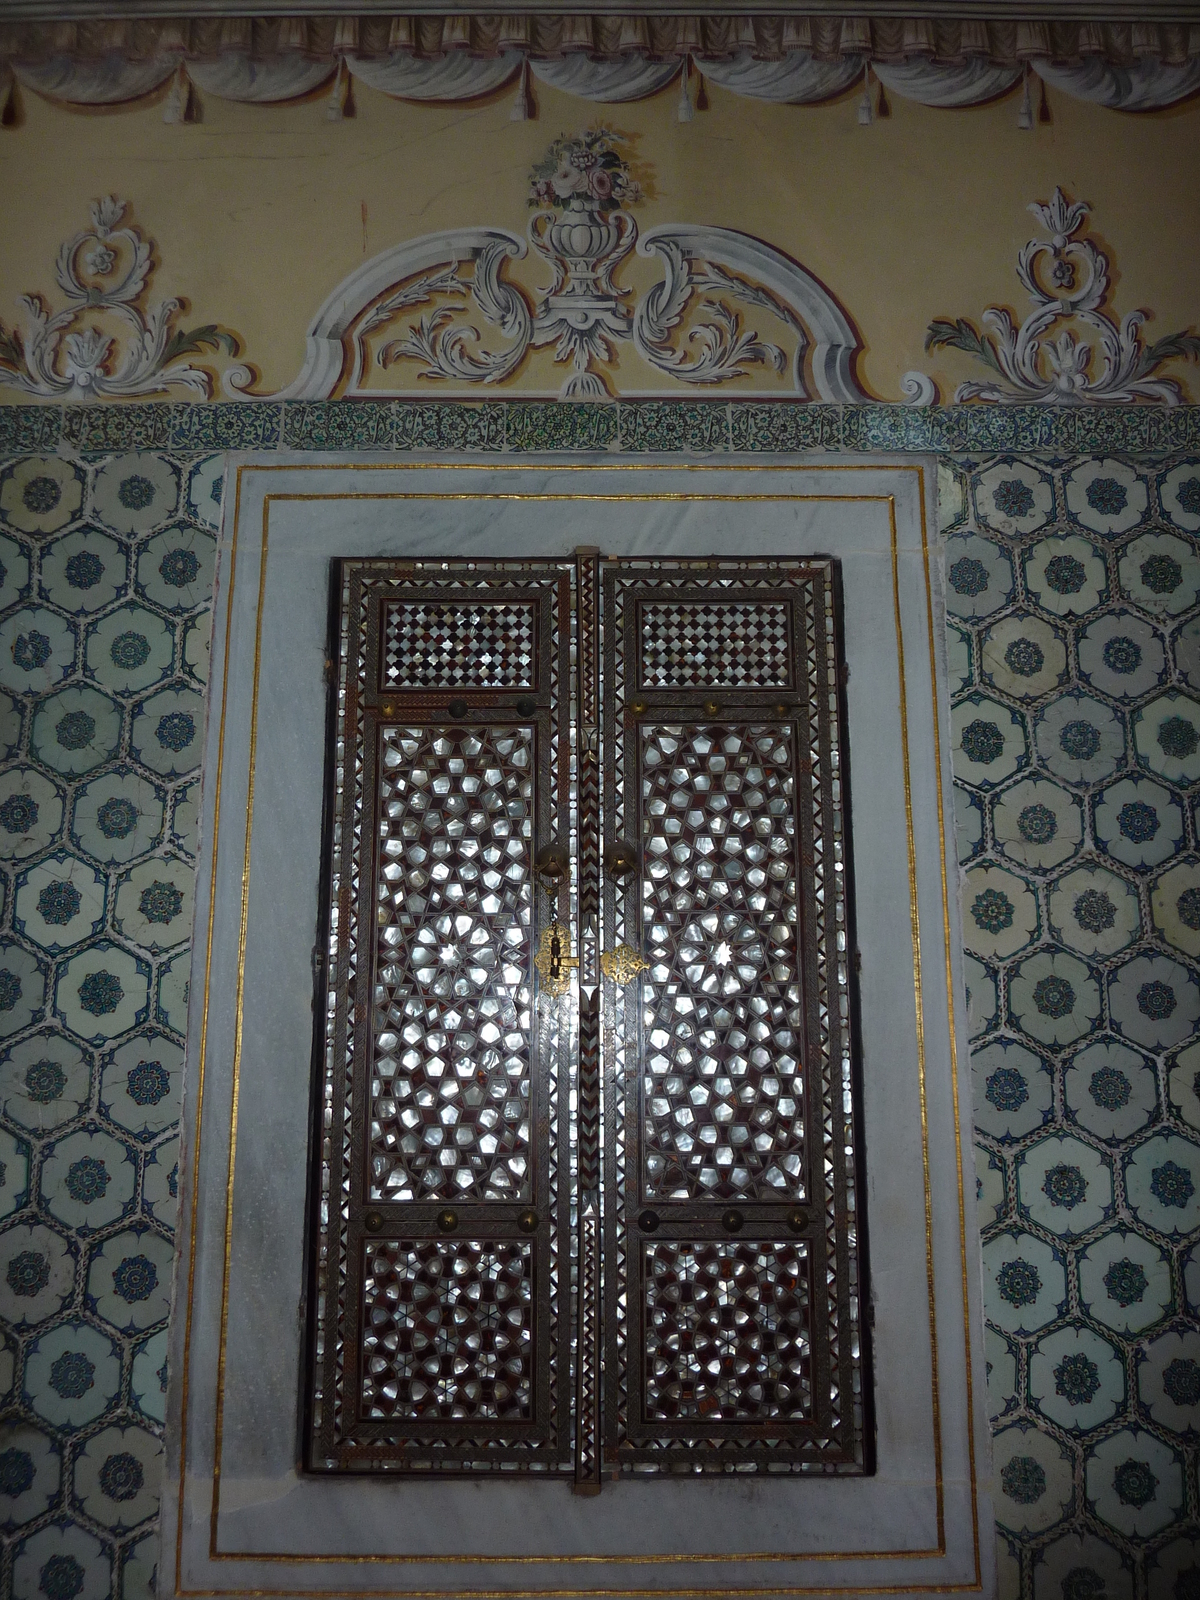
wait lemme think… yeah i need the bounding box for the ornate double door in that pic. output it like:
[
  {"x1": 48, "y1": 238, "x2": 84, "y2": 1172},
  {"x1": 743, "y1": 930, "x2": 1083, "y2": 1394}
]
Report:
[{"x1": 306, "y1": 552, "x2": 868, "y2": 1487}]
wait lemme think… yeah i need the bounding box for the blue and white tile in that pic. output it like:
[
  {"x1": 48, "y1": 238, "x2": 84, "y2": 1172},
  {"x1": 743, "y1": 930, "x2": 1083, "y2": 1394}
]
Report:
[
  {"x1": 1093, "y1": 776, "x2": 1186, "y2": 870},
  {"x1": 0, "y1": 533, "x2": 31, "y2": 608},
  {"x1": 1033, "y1": 692, "x2": 1125, "y2": 786},
  {"x1": 0, "y1": 1222, "x2": 76, "y2": 1328},
  {"x1": 0, "y1": 608, "x2": 76, "y2": 698},
  {"x1": 973, "y1": 459, "x2": 1055, "y2": 536},
  {"x1": 1108, "y1": 953, "x2": 1200, "y2": 1052},
  {"x1": 1117, "y1": 531, "x2": 1200, "y2": 617},
  {"x1": 0, "y1": 1033, "x2": 90, "y2": 1133},
  {"x1": 1077, "y1": 611, "x2": 1167, "y2": 699},
  {"x1": 113, "y1": 858, "x2": 193, "y2": 952},
  {"x1": 99, "y1": 1033, "x2": 183, "y2": 1140},
  {"x1": 973, "y1": 1038, "x2": 1053, "y2": 1140},
  {"x1": 0, "y1": 1131, "x2": 30, "y2": 1221},
  {"x1": 84, "y1": 604, "x2": 174, "y2": 697},
  {"x1": 980, "y1": 614, "x2": 1067, "y2": 699},
  {"x1": 135, "y1": 525, "x2": 216, "y2": 614},
  {"x1": 1008, "y1": 948, "x2": 1102, "y2": 1048},
  {"x1": 22, "y1": 1321, "x2": 121, "y2": 1430},
  {"x1": 1146, "y1": 1538, "x2": 1200, "y2": 1600},
  {"x1": 155, "y1": 952, "x2": 189, "y2": 1034},
  {"x1": 0, "y1": 943, "x2": 47, "y2": 1038},
  {"x1": 90, "y1": 454, "x2": 178, "y2": 536},
  {"x1": 961, "y1": 865, "x2": 1040, "y2": 959},
  {"x1": 1077, "y1": 1228, "x2": 1174, "y2": 1333},
  {"x1": 1157, "y1": 461, "x2": 1200, "y2": 533},
  {"x1": 1132, "y1": 691, "x2": 1200, "y2": 786},
  {"x1": 141, "y1": 1136, "x2": 178, "y2": 1227},
  {"x1": 0, "y1": 769, "x2": 66, "y2": 860},
  {"x1": 53, "y1": 945, "x2": 152, "y2": 1045},
  {"x1": 185, "y1": 456, "x2": 225, "y2": 529},
  {"x1": 1024, "y1": 534, "x2": 1108, "y2": 616},
  {"x1": 991, "y1": 777, "x2": 1083, "y2": 871},
  {"x1": 1032, "y1": 1531, "x2": 1134, "y2": 1600},
  {"x1": 71, "y1": 1423, "x2": 162, "y2": 1530},
  {"x1": 1124, "y1": 1132, "x2": 1199, "y2": 1236},
  {"x1": 944, "y1": 533, "x2": 1015, "y2": 620},
  {"x1": 1175, "y1": 614, "x2": 1200, "y2": 692},
  {"x1": 70, "y1": 772, "x2": 164, "y2": 864},
  {"x1": 1047, "y1": 864, "x2": 1140, "y2": 958},
  {"x1": 39, "y1": 1128, "x2": 136, "y2": 1234},
  {"x1": 1028, "y1": 1324, "x2": 1124, "y2": 1432},
  {"x1": 1017, "y1": 1134, "x2": 1113, "y2": 1236},
  {"x1": 0, "y1": 1425, "x2": 61, "y2": 1528},
  {"x1": 129, "y1": 1329, "x2": 168, "y2": 1427},
  {"x1": 983, "y1": 1230, "x2": 1066, "y2": 1334},
  {"x1": 39, "y1": 528, "x2": 127, "y2": 614},
  {"x1": 1137, "y1": 1329, "x2": 1200, "y2": 1433},
  {"x1": 984, "y1": 1326, "x2": 1017, "y2": 1422},
  {"x1": 975, "y1": 1143, "x2": 1007, "y2": 1225},
  {"x1": 14, "y1": 854, "x2": 106, "y2": 952},
  {"x1": 29, "y1": 686, "x2": 122, "y2": 778},
  {"x1": 1167, "y1": 1040, "x2": 1200, "y2": 1133},
  {"x1": 952, "y1": 696, "x2": 1029, "y2": 788},
  {"x1": 128, "y1": 685, "x2": 203, "y2": 778},
  {"x1": 1065, "y1": 459, "x2": 1148, "y2": 538},
  {"x1": 1064, "y1": 1039, "x2": 1158, "y2": 1142},
  {"x1": 85, "y1": 1228, "x2": 173, "y2": 1333},
  {"x1": 0, "y1": 458, "x2": 84, "y2": 536},
  {"x1": 992, "y1": 1422, "x2": 1074, "y2": 1534},
  {"x1": 1084, "y1": 1428, "x2": 1183, "y2": 1539},
  {"x1": 1149, "y1": 858, "x2": 1200, "y2": 960},
  {"x1": 10, "y1": 1520, "x2": 110, "y2": 1600}
]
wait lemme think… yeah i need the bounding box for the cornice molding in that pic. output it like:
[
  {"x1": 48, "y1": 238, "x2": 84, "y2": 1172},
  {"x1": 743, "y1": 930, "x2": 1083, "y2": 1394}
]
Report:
[{"x1": 2, "y1": 2, "x2": 1199, "y2": 20}]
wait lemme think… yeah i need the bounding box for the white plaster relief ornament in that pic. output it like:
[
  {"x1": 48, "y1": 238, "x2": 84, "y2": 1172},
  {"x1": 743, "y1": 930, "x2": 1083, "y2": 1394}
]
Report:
[
  {"x1": 922, "y1": 188, "x2": 1200, "y2": 405},
  {"x1": 246, "y1": 129, "x2": 866, "y2": 402},
  {"x1": 0, "y1": 198, "x2": 239, "y2": 401}
]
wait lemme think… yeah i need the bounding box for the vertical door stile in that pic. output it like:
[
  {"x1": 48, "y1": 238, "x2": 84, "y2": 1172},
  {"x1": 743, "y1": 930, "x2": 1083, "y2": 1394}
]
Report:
[{"x1": 573, "y1": 547, "x2": 603, "y2": 1493}]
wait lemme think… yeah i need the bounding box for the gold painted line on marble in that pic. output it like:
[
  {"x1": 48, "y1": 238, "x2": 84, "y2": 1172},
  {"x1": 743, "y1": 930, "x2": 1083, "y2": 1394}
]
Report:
[
  {"x1": 916, "y1": 465, "x2": 983, "y2": 1590},
  {"x1": 209, "y1": 499, "x2": 272, "y2": 1560},
  {"x1": 174, "y1": 458, "x2": 245, "y2": 1596},
  {"x1": 216, "y1": 489, "x2": 941, "y2": 1566},
  {"x1": 887, "y1": 492, "x2": 945, "y2": 1552},
  {"x1": 205, "y1": 483, "x2": 945, "y2": 1571},
  {"x1": 175, "y1": 1582, "x2": 983, "y2": 1599},
  {"x1": 178, "y1": 467, "x2": 974, "y2": 1591}
]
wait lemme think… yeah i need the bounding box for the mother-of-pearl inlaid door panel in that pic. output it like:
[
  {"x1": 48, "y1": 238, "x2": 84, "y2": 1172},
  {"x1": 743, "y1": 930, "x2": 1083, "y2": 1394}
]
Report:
[{"x1": 306, "y1": 555, "x2": 867, "y2": 1491}]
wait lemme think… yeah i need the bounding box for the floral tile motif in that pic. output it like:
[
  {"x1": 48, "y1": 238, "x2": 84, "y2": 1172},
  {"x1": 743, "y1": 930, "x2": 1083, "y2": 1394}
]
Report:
[
  {"x1": 505, "y1": 402, "x2": 619, "y2": 453},
  {"x1": 0, "y1": 449, "x2": 213, "y2": 1600},
  {"x1": 616, "y1": 400, "x2": 730, "y2": 454},
  {"x1": 951, "y1": 452, "x2": 1200, "y2": 1594}
]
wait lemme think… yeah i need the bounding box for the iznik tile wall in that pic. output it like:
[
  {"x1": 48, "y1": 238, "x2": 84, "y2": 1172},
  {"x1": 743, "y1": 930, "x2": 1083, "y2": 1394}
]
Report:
[
  {"x1": 0, "y1": 424, "x2": 1194, "y2": 1600},
  {"x1": 944, "y1": 454, "x2": 1200, "y2": 1600},
  {"x1": 0, "y1": 449, "x2": 218, "y2": 1600}
]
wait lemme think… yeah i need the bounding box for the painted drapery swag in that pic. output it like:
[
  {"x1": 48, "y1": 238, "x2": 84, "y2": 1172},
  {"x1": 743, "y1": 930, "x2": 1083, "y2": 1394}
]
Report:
[{"x1": 1, "y1": 16, "x2": 1199, "y2": 120}]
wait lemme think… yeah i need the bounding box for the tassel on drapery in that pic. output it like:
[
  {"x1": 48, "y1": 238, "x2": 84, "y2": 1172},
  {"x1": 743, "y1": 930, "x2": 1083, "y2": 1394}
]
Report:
[
  {"x1": 677, "y1": 55, "x2": 694, "y2": 121},
  {"x1": 509, "y1": 54, "x2": 534, "y2": 119},
  {"x1": 162, "y1": 60, "x2": 192, "y2": 122}
]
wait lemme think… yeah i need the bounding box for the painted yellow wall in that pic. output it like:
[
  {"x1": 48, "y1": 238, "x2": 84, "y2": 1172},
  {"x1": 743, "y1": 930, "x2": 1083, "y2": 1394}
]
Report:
[{"x1": 0, "y1": 70, "x2": 1197, "y2": 402}]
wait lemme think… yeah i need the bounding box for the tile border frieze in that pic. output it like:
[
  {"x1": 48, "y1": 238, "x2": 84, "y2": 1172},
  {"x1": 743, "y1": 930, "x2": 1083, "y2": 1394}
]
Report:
[{"x1": 2, "y1": 400, "x2": 1200, "y2": 459}]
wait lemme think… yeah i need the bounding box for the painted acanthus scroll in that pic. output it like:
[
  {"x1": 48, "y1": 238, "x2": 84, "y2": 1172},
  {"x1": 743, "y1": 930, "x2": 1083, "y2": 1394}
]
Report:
[
  {"x1": 261, "y1": 130, "x2": 867, "y2": 403},
  {"x1": 920, "y1": 188, "x2": 1200, "y2": 405},
  {"x1": 0, "y1": 197, "x2": 242, "y2": 401}
]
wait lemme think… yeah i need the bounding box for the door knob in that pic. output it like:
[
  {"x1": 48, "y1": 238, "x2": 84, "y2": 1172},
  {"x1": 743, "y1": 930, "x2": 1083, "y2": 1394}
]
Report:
[{"x1": 604, "y1": 840, "x2": 638, "y2": 878}]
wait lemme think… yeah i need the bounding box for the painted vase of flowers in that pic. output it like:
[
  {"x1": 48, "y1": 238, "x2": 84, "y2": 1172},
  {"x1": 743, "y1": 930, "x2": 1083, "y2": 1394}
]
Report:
[{"x1": 529, "y1": 129, "x2": 641, "y2": 268}]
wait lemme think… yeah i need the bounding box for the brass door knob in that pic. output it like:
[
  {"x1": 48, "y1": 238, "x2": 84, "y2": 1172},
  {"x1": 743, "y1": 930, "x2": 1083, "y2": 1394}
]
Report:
[
  {"x1": 604, "y1": 840, "x2": 638, "y2": 878},
  {"x1": 535, "y1": 843, "x2": 569, "y2": 884}
]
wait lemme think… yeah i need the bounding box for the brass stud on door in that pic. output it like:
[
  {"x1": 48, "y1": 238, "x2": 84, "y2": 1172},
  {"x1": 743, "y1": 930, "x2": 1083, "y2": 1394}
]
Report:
[
  {"x1": 437, "y1": 1208, "x2": 459, "y2": 1233},
  {"x1": 517, "y1": 1208, "x2": 539, "y2": 1233},
  {"x1": 786, "y1": 1208, "x2": 806, "y2": 1234},
  {"x1": 638, "y1": 1210, "x2": 660, "y2": 1233},
  {"x1": 364, "y1": 1211, "x2": 384, "y2": 1233},
  {"x1": 447, "y1": 698, "x2": 468, "y2": 720},
  {"x1": 721, "y1": 1209, "x2": 744, "y2": 1233},
  {"x1": 703, "y1": 701, "x2": 721, "y2": 717},
  {"x1": 516, "y1": 696, "x2": 537, "y2": 717}
]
